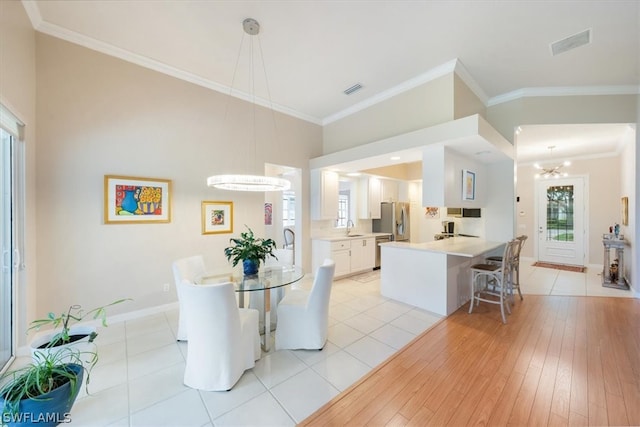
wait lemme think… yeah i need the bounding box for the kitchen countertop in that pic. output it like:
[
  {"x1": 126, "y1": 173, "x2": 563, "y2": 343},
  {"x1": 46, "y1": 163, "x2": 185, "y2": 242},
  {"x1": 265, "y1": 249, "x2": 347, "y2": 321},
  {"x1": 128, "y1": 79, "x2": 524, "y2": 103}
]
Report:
[
  {"x1": 380, "y1": 236, "x2": 503, "y2": 258},
  {"x1": 312, "y1": 233, "x2": 392, "y2": 242}
]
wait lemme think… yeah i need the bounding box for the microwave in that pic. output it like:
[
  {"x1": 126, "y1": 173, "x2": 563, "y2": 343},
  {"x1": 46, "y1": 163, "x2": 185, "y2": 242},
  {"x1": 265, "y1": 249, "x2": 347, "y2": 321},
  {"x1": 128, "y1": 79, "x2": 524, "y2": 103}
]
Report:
[
  {"x1": 463, "y1": 208, "x2": 481, "y2": 218},
  {"x1": 446, "y1": 207, "x2": 462, "y2": 217},
  {"x1": 446, "y1": 207, "x2": 481, "y2": 218}
]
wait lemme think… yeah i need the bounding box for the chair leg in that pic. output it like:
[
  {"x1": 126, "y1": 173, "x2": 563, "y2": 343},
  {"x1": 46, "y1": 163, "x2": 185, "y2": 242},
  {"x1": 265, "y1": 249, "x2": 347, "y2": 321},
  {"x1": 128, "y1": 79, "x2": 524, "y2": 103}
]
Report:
[
  {"x1": 499, "y1": 280, "x2": 507, "y2": 324},
  {"x1": 515, "y1": 264, "x2": 523, "y2": 300},
  {"x1": 469, "y1": 273, "x2": 476, "y2": 314},
  {"x1": 499, "y1": 299, "x2": 507, "y2": 323}
]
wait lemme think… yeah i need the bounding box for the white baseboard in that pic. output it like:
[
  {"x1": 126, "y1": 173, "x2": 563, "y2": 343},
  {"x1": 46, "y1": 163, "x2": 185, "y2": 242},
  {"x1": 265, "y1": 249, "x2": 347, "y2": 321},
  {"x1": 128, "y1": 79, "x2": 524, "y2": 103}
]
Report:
[{"x1": 16, "y1": 302, "x2": 180, "y2": 358}]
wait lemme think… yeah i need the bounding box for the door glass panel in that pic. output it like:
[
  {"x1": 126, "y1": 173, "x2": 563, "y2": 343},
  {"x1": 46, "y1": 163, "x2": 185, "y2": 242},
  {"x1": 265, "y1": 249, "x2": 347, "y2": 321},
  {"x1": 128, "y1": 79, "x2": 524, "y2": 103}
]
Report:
[
  {"x1": 0, "y1": 128, "x2": 13, "y2": 369},
  {"x1": 546, "y1": 185, "x2": 574, "y2": 242}
]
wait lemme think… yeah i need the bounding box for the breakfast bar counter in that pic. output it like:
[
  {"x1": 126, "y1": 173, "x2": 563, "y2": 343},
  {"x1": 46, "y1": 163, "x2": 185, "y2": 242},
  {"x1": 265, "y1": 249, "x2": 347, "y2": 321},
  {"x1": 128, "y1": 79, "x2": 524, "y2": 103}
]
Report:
[{"x1": 380, "y1": 237, "x2": 504, "y2": 316}]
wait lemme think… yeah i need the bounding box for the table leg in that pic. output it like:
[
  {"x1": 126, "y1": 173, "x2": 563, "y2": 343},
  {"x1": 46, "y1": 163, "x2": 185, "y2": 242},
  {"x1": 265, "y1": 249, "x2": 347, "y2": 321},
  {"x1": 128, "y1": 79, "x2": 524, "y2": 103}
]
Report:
[{"x1": 263, "y1": 288, "x2": 271, "y2": 351}]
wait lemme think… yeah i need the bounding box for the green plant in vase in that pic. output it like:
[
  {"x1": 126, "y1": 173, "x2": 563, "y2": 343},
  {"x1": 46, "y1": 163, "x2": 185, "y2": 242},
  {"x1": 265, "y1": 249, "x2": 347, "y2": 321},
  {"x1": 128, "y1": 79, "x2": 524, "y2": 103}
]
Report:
[
  {"x1": 0, "y1": 342, "x2": 96, "y2": 425},
  {"x1": 224, "y1": 226, "x2": 277, "y2": 275}
]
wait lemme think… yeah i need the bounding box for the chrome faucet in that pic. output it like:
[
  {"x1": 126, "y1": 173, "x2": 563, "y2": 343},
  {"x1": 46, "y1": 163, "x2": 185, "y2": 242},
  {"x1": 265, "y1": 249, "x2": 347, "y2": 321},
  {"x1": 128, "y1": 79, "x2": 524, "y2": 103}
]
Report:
[{"x1": 346, "y1": 219, "x2": 355, "y2": 236}]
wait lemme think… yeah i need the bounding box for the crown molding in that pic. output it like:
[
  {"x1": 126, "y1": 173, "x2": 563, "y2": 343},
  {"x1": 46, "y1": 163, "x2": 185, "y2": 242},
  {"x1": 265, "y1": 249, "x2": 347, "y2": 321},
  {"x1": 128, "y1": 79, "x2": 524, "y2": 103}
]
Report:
[
  {"x1": 20, "y1": 0, "x2": 639, "y2": 127},
  {"x1": 21, "y1": 0, "x2": 42, "y2": 29},
  {"x1": 488, "y1": 85, "x2": 640, "y2": 107},
  {"x1": 322, "y1": 59, "x2": 458, "y2": 125},
  {"x1": 27, "y1": 11, "x2": 323, "y2": 125},
  {"x1": 453, "y1": 59, "x2": 489, "y2": 105}
]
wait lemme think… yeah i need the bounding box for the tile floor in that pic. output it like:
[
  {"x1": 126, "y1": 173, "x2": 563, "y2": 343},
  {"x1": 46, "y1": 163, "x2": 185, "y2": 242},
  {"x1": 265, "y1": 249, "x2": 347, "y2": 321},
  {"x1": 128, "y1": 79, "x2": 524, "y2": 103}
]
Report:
[{"x1": 10, "y1": 260, "x2": 635, "y2": 426}]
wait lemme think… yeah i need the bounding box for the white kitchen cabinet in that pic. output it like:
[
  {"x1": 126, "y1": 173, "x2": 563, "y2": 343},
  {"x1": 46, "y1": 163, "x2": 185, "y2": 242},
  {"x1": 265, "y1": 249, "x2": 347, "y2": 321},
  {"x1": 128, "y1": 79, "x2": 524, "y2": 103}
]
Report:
[
  {"x1": 350, "y1": 238, "x2": 375, "y2": 273},
  {"x1": 358, "y1": 177, "x2": 381, "y2": 219},
  {"x1": 332, "y1": 248, "x2": 351, "y2": 277},
  {"x1": 312, "y1": 237, "x2": 376, "y2": 279},
  {"x1": 381, "y1": 179, "x2": 399, "y2": 203},
  {"x1": 311, "y1": 169, "x2": 339, "y2": 220}
]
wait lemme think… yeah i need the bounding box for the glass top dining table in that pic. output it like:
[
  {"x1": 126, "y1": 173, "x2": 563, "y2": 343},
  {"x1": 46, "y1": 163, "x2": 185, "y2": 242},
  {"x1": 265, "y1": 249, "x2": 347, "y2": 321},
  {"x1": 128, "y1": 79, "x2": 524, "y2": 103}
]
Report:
[
  {"x1": 196, "y1": 264, "x2": 304, "y2": 292},
  {"x1": 195, "y1": 264, "x2": 304, "y2": 351}
]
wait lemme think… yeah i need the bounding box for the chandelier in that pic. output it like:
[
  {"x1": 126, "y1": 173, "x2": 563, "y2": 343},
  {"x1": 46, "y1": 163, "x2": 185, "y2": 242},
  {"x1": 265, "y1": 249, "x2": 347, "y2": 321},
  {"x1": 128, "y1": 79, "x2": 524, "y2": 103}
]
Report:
[
  {"x1": 534, "y1": 145, "x2": 571, "y2": 179},
  {"x1": 207, "y1": 18, "x2": 291, "y2": 192}
]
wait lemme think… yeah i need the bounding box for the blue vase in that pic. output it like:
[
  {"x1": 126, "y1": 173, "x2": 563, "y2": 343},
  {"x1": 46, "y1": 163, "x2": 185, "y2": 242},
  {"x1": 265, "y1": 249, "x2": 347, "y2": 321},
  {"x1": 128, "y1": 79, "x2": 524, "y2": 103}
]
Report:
[
  {"x1": 121, "y1": 190, "x2": 138, "y2": 214},
  {"x1": 243, "y1": 259, "x2": 258, "y2": 275}
]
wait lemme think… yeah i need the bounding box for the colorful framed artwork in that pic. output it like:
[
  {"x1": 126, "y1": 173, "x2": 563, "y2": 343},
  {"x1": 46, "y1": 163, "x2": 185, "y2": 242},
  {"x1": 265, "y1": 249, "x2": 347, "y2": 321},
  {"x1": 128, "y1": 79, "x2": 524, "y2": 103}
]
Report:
[
  {"x1": 202, "y1": 201, "x2": 233, "y2": 234},
  {"x1": 264, "y1": 203, "x2": 273, "y2": 225},
  {"x1": 462, "y1": 169, "x2": 476, "y2": 201},
  {"x1": 425, "y1": 207, "x2": 439, "y2": 218},
  {"x1": 104, "y1": 175, "x2": 171, "y2": 224}
]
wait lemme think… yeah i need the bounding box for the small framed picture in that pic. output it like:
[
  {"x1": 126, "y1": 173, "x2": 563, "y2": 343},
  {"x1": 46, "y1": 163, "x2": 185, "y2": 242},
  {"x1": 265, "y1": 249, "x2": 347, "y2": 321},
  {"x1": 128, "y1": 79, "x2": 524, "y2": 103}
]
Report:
[
  {"x1": 425, "y1": 207, "x2": 440, "y2": 218},
  {"x1": 264, "y1": 203, "x2": 273, "y2": 225},
  {"x1": 621, "y1": 196, "x2": 628, "y2": 226},
  {"x1": 462, "y1": 169, "x2": 476, "y2": 201},
  {"x1": 202, "y1": 201, "x2": 233, "y2": 234},
  {"x1": 104, "y1": 175, "x2": 172, "y2": 224}
]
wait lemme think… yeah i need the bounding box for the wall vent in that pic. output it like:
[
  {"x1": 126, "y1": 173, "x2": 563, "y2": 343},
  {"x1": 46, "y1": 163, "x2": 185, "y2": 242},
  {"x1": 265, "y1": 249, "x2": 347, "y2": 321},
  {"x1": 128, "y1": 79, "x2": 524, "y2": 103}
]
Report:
[
  {"x1": 550, "y1": 29, "x2": 591, "y2": 56},
  {"x1": 343, "y1": 83, "x2": 363, "y2": 95}
]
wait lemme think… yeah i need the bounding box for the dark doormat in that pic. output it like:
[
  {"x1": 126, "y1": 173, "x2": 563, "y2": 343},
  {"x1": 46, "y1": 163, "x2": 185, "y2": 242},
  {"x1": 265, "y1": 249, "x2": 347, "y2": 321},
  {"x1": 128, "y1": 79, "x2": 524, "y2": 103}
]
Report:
[{"x1": 532, "y1": 261, "x2": 586, "y2": 273}]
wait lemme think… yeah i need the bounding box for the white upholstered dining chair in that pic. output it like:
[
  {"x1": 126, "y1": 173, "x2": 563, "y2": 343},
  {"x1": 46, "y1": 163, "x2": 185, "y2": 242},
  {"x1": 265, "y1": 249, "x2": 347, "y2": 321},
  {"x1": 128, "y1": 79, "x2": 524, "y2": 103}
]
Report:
[
  {"x1": 181, "y1": 280, "x2": 261, "y2": 391},
  {"x1": 172, "y1": 255, "x2": 206, "y2": 341},
  {"x1": 275, "y1": 259, "x2": 335, "y2": 350}
]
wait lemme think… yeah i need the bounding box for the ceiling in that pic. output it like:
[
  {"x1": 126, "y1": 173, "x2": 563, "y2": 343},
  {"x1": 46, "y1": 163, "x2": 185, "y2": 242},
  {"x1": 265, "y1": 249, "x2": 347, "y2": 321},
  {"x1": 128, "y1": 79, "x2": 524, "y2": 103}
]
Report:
[{"x1": 23, "y1": 1, "x2": 639, "y2": 165}]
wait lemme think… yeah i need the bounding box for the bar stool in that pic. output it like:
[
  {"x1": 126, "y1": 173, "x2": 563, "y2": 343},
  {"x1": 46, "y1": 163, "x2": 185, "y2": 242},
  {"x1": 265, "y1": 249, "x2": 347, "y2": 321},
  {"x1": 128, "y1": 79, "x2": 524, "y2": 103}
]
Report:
[
  {"x1": 486, "y1": 235, "x2": 527, "y2": 302},
  {"x1": 469, "y1": 239, "x2": 519, "y2": 323}
]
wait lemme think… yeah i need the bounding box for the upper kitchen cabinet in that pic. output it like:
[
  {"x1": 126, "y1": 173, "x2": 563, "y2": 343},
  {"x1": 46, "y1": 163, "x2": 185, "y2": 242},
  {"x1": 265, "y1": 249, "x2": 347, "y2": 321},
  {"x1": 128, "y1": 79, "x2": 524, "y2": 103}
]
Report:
[
  {"x1": 381, "y1": 179, "x2": 399, "y2": 203},
  {"x1": 358, "y1": 176, "x2": 381, "y2": 219},
  {"x1": 311, "y1": 169, "x2": 339, "y2": 220}
]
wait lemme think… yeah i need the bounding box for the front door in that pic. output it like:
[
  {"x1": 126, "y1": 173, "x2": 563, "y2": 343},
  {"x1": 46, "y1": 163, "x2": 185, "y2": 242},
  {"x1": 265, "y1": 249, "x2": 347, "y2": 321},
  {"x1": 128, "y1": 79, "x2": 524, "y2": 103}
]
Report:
[{"x1": 536, "y1": 177, "x2": 586, "y2": 266}]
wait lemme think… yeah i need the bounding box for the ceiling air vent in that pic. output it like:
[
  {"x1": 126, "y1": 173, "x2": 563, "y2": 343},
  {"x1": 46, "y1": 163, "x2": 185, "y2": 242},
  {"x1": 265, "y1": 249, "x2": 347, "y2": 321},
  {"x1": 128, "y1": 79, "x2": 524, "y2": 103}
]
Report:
[
  {"x1": 343, "y1": 83, "x2": 363, "y2": 95},
  {"x1": 550, "y1": 29, "x2": 591, "y2": 56}
]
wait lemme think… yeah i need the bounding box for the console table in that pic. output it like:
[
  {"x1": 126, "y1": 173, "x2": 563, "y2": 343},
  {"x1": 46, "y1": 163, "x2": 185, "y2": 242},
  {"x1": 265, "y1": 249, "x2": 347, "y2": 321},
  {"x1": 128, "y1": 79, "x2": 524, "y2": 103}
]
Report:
[{"x1": 602, "y1": 236, "x2": 629, "y2": 289}]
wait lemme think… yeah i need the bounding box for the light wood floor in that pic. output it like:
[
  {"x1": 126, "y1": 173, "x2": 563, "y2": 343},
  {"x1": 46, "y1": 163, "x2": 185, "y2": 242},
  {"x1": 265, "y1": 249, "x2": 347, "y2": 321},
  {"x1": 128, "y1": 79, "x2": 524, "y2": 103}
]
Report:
[{"x1": 300, "y1": 295, "x2": 640, "y2": 426}]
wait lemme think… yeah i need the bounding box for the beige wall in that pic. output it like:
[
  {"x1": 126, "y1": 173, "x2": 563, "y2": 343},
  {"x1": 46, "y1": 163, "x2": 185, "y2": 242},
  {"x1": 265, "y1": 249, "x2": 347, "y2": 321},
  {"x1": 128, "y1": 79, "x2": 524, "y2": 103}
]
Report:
[
  {"x1": 453, "y1": 74, "x2": 486, "y2": 120},
  {"x1": 35, "y1": 34, "x2": 322, "y2": 317},
  {"x1": 488, "y1": 95, "x2": 638, "y2": 143},
  {"x1": 0, "y1": 0, "x2": 37, "y2": 344},
  {"x1": 322, "y1": 74, "x2": 455, "y2": 154}
]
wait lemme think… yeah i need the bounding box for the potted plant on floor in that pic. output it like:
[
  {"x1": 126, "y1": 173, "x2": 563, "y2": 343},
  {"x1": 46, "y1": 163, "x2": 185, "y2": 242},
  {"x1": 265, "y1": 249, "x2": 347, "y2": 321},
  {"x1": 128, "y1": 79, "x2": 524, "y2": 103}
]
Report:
[
  {"x1": 0, "y1": 339, "x2": 97, "y2": 426},
  {"x1": 224, "y1": 226, "x2": 277, "y2": 275},
  {"x1": 28, "y1": 299, "x2": 130, "y2": 362}
]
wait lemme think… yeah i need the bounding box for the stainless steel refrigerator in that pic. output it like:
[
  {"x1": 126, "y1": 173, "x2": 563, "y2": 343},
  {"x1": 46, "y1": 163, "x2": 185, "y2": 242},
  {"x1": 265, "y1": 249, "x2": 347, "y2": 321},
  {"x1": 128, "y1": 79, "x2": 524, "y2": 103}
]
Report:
[{"x1": 372, "y1": 202, "x2": 410, "y2": 241}]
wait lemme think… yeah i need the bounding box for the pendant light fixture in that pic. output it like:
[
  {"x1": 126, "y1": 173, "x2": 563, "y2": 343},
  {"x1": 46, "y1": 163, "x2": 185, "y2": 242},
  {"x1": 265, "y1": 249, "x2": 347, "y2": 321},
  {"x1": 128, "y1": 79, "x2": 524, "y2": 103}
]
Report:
[
  {"x1": 534, "y1": 145, "x2": 571, "y2": 179},
  {"x1": 207, "y1": 18, "x2": 290, "y2": 192}
]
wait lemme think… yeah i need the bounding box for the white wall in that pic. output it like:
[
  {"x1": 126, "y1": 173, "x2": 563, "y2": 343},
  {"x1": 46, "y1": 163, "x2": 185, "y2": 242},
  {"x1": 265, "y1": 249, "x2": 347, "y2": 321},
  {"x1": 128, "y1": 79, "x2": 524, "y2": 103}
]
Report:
[
  {"x1": 619, "y1": 126, "x2": 636, "y2": 291},
  {"x1": 34, "y1": 34, "x2": 322, "y2": 319}
]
